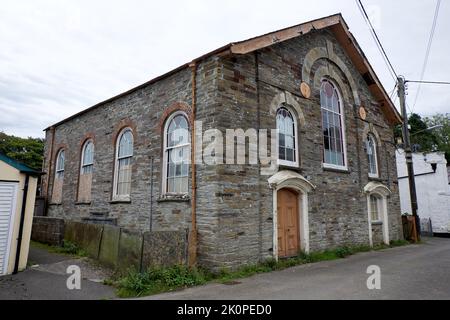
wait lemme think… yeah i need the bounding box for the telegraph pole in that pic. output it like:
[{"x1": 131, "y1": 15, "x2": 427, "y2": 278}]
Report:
[{"x1": 397, "y1": 76, "x2": 420, "y2": 242}]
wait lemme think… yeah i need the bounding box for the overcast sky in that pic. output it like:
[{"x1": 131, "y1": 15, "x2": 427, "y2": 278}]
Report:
[{"x1": 1, "y1": 0, "x2": 449, "y2": 138}]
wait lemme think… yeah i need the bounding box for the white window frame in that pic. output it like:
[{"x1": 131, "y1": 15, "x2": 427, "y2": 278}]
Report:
[
  {"x1": 320, "y1": 79, "x2": 348, "y2": 171},
  {"x1": 162, "y1": 111, "x2": 190, "y2": 196},
  {"x1": 276, "y1": 105, "x2": 300, "y2": 168},
  {"x1": 112, "y1": 128, "x2": 133, "y2": 201},
  {"x1": 55, "y1": 149, "x2": 65, "y2": 179},
  {"x1": 367, "y1": 134, "x2": 379, "y2": 178},
  {"x1": 80, "y1": 140, "x2": 94, "y2": 175},
  {"x1": 369, "y1": 194, "x2": 382, "y2": 223}
]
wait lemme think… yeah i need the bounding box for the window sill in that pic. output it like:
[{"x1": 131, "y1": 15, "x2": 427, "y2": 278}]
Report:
[
  {"x1": 278, "y1": 164, "x2": 302, "y2": 173},
  {"x1": 371, "y1": 221, "x2": 383, "y2": 226},
  {"x1": 157, "y1": 194, "x2": 190, "y2": 203},
  {"x1": 278, "y1": 160, "x2": 299, "y2": 168},
  {"x1": 48, "y1": 202, "x2": 62, "y2": 206},
  {"x1": 322, "y1": 165, "x2": 350, "y2": 174},
  {"x1": 75, "y1": 201, "x2": 91, "y2": 205},
  {"x1": 110, "y1": 197, "x2": 131, "y2": 204},
  {"x1": 368, "y1": 176, "x2": 382, "y2": 182}
]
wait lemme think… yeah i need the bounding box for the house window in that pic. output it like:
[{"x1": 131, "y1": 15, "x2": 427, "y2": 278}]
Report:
[
  {"x1": 163, "y1": 112, "x2": 190, "y2": 194},
  {"x1": 114, "y1": 128, "x2": 133, "y2": 199},
  {"x1": 321, "y1": 79, "x2": 346, "y2": 169},
  {"x1": 369, "y1": 194, "x2": 381, "y2": 222},
  {"x1": 55, "y1": 149, "x2": 65, "y2": 179},
  {"x1": 366, "y1": 134, "x2": 378, "y2": 177},
  {"x1": 277, "y1": 106, "x2": 298, "y2": 166},
  {"x1": 78, "y1": 140, "x2": 94, "y2": 203},
  {"x1": 81, "y1": 140, "x2": 94, "y2": 174}
]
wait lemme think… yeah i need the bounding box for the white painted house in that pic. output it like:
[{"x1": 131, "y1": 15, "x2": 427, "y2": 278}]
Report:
[{"x1": 396, "y1": 150, "x2": 450, "y2": 235}]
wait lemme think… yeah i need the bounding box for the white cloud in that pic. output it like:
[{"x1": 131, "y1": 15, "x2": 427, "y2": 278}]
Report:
[{"x1": 1, "y1": 0, "x2": 449, "y2": 138}]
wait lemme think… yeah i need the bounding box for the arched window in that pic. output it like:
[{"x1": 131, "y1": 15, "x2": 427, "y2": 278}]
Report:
[
  {"x1": 276, "y1": 106, "x2": 298, "y2": 166},
  {"x1": 55, "y1": 149, "x2": 65, "y2": 179},
  {"x1": 81, "y1": 140, "x2": 94, "y2": 174},
  {"x1": 366, "y1": 134, "x2": 378, "y2": 177},
  {"x1": 163, "y1": 112, "x2": 190, "y2": 194},
  {"x1": 114, "y1": 128, "x2": 133, "y2": 199},
  {"x1": 320, "y1": 79, "x2": 347, "y2": 169}
]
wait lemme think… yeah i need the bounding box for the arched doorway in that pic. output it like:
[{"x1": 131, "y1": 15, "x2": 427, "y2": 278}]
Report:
[
  {"x1": 277, "y1": 188, "x2": 300, "y2": 258},
  {"x1": 268, "y1": 170, "x2": 316, "y2": 259}
]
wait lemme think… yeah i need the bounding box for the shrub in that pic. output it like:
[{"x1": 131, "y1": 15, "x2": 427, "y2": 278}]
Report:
[{"x1": 117, "y1": 265, "x2": 209, "y2": 298}]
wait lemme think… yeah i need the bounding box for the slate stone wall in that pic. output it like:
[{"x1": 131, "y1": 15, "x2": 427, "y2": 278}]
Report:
[
  {"x1": 42, "y1": 28, "x2": 403, "y2": 270},
  {"x1": 31, "y1": 216, "x2": 65, "y2": 246}
]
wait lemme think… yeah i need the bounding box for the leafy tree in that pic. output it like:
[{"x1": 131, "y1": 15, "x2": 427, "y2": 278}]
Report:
[
  {"x1": 394, "y1": 113, "x2": 450, "y2": 163},
  {"x1": 409, "y1": 113, "x2": 437, "y2": 152},
  {"x1": 424, "y1": 113, "x2": 450, "y2": 163},
  {"x1": 0, "y1": 132, "x2": 44, "y2": 170}
]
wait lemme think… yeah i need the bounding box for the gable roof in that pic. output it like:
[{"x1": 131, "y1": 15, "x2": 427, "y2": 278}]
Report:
[
  {"x1": 0, "y1": 152, "x2": 41, "y2": 176},
  {"x1": 45, "y1": 13, "x2": 401, "y2": 130}
]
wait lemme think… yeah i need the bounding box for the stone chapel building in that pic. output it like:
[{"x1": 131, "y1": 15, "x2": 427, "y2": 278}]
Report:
[{"x1": 41, "y1": 14, "x2": 404, "y2": 270}]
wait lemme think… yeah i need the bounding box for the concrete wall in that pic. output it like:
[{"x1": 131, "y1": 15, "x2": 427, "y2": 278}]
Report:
[
  {"x1": 63, "y1": 220, "x2": 187, "y2": 271},
  {"x1": 0, "y1": 161, "x2": 38, "y2": 274},
  {"x1": 396, "y1": 150, "x2": 450, "y2": 233},
  {"x1": 31, "y1": 216, "x2": 65, "y2": 246}
]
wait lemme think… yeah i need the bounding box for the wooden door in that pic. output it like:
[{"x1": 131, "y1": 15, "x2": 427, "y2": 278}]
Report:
[{"x1": 277, "y1": 189, "x2": 300, "y2": 258}]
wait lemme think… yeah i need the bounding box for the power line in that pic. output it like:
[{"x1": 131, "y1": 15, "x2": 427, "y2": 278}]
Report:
[
  {"x1": 356, "y1": 0, "x2": 398, "y2": 82},
  {"x1": 412, "y1": 0, "x2": 441, "y2": 111},
  {"x1": 407, "y1": 80, "x2": 450, "y2": 85}
]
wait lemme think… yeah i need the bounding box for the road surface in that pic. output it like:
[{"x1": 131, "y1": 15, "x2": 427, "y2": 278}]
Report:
[{"x1": 144, "y1": 237, "x2": 450, "y2": 300}]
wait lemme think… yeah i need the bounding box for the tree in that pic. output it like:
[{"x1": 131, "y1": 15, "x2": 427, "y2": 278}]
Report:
[
  {"x1": 424, "y1": 113, "x2": 450, "y2": 163},
  {"x1": 0, "y1": 132, "x2": 44, "y2": 170},
  {"x1": 394, "y1": 113, "x2": 450, "y2": 164}
]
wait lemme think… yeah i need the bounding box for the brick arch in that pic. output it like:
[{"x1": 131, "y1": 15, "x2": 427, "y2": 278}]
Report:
[
  {"x1": 158, "y1": 101, "x2": 192, "y2": 134},
  {"x1": 302, "y1": 40, "x2": 361, "y2": 105},
  {"x1": 362, "y1": 122, "x2": 382, "y2": 147},
  {"x1": 53, "y1": 144, "x2": 68, "y2": 170},
  {"x1": 78, "y1": 133, "x2": 96, "y2": 159},
  {"x1": 269, "y1": 91, "x2": 306, "y2": 127},
  {"x1": 313, "y1": 65, "x2": 352, "y2": 105},
  {"x1": 112, "y1": 119, "x2": 137, "y2": 148}
]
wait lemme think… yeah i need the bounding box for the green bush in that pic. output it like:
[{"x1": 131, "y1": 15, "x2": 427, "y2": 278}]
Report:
[{"x1": 117, "y1": 265, "x2": 209, "y2": 297}]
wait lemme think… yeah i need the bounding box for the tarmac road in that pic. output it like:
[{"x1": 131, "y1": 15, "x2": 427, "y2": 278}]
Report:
[{"x1": 144, "y1": 237, "x2": 450, "y2": 300}]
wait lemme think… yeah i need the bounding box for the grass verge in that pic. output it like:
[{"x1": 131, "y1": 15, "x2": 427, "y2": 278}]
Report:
[
  {"x1": 30, "y1": 240, "x2": 87, "y2": 258},
  {"x1": 111, "y1": 239, "x2": 410, "y2": 298}
]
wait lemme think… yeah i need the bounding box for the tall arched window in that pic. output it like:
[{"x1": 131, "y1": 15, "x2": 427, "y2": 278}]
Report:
[
  {"x1": 52, "y1": 149, "x2": 65, "y2": 204},
  {"x1": 81, "y1": 140, "x2": 94, "y2": 174},
  {"x1": 366, "y1": 134, "x2": 378, "y2": 178},
  {"x1": 320, "y1": 79, "x2": 347, "y2": 169},
  {"x1": 55, "y1": 149, "x2": 65, "y2": 179},
  {"x1": 78, "y1": 139, "x2": 94, "y2": 203},
  {"x1": 276, "y1": 106, "x2": 298, "y2": 166},
  {"x1": 114, "y1": 128, "x2": 133, "y2": 199},
  {"x1": 163, "y1": 112, "x2": 190, "y2": 194}
]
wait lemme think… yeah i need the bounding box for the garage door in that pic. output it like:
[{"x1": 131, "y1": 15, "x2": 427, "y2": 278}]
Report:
[{"x1": 0, "y1": 182, "x2": 18, "y2": 275}]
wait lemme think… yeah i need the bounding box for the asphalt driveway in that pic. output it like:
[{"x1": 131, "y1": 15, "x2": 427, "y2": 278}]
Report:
[
  {"x1": 0, "y1": 245, "x2": 115, "y2": 300},
  {"x1": 144, "y1": 237, "x2": 450, "y2": 300}
]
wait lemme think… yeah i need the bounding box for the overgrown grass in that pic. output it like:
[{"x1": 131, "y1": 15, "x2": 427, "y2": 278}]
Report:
[
  {"x1": 112, "y1": 239, "x2": 411, "y2": 298},
  {"x1": 115, "y1": 265, "x2": 211, "y2": 298},
  {"x1": 31, "y1": 240, "x2": 87, "y2": 257}
]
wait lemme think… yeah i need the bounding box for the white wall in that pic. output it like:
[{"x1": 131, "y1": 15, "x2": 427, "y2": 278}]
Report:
[{"x1": 396, "y1": 150, "x2": 450, "y2": 233}]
